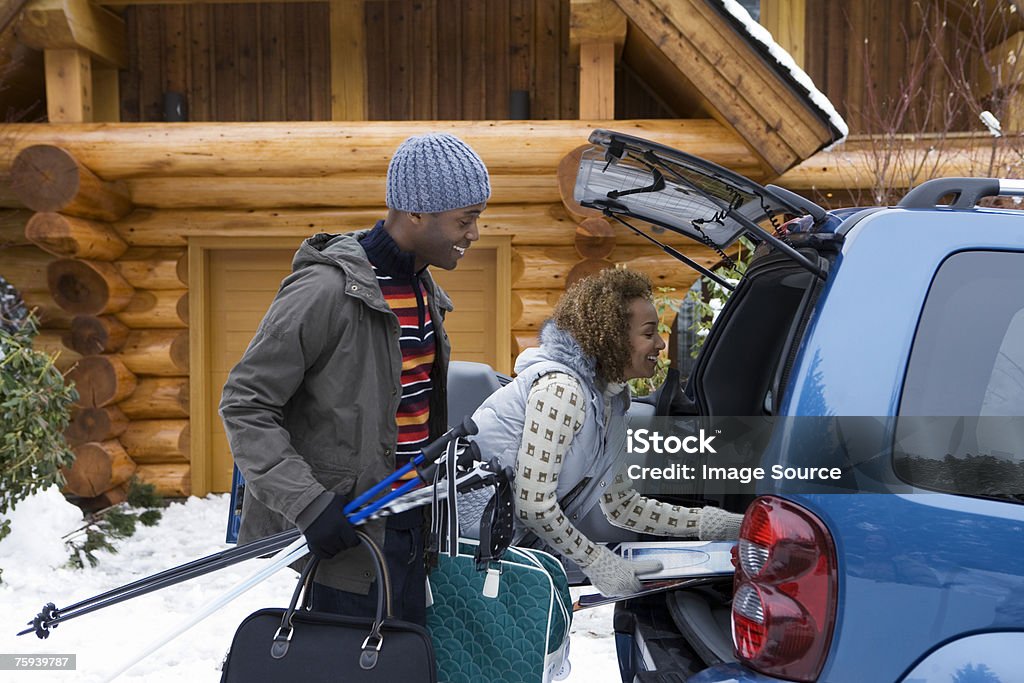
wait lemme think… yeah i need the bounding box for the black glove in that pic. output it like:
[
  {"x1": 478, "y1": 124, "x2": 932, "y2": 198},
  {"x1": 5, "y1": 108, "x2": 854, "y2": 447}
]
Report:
[{"x1": 301, "y1": 494, "x2": 360, "y2": 560}]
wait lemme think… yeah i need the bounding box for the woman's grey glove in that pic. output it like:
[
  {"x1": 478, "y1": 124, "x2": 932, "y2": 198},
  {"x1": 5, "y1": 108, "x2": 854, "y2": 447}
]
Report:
[
  {"x1": 582, "y1": 546, "x2": 663, "y2": 597},
  {"x1": 698, "y1": 506, "x2": 744, "y2": 541}
]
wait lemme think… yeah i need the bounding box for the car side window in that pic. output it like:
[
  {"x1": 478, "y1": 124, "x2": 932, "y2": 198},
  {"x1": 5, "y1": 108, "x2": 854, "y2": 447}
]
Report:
[
  {"x1": 981, "y1": 308, "x2": 1024, "y2": 416},
  {"x1": 895, "y1": 251, "x2": 1024, "y2": 502}
]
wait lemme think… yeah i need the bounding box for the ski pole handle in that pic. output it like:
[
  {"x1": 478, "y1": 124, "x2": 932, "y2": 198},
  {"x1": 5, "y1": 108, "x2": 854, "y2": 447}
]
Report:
[
  {"x1": 421, "y1": 416, "x2": 478, "y2": 465},
  {"x1": 343, "y1": 417, "x2": 478, "y2": 515},
  {"x1": 416, "y1": 439, "x2": 480, "y2": 484}
]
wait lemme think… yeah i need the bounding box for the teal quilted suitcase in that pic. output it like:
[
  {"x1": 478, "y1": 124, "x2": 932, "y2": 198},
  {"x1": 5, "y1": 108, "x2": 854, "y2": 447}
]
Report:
[{"x1": 426, "y1": 539, "x2": 572, "y2": 683}]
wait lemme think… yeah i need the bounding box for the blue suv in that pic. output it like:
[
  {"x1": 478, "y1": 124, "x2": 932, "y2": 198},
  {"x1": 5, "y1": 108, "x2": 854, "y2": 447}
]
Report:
[{"x1": 567, "y1": 131, "x2": 1024, "y2": 683}]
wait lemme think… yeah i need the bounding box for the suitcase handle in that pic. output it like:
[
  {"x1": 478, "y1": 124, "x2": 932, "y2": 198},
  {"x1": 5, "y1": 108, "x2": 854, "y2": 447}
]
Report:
[{"x1": 272, "y1": 531, "x2": 394, "y2": 669}]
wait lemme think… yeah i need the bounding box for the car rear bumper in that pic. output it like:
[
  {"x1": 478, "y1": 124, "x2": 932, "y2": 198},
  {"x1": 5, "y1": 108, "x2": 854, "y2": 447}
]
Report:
[{"x1": 687, "y1": 662, "x2": 789, "y2": 683}]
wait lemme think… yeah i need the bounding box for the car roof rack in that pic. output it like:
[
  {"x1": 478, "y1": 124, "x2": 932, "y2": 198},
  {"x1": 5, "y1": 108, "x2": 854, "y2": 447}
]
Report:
[
  {"x1": 574, "y1": 129, "x2": 828, "y2": 282},
  {"x1": 898, "y1": 178, "x2": 1024, "y2": 209}
]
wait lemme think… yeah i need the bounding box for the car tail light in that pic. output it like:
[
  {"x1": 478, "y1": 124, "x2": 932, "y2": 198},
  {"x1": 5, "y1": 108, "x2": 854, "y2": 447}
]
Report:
[{"x1": 732, "y1": 496, "x2": 837, "y2": 682}]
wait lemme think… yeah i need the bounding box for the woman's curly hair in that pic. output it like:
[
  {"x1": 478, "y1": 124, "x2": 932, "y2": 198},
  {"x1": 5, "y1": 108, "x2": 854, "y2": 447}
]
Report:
[{"x1": 551, "y1": 268, "x2": 653, "y2": 383}]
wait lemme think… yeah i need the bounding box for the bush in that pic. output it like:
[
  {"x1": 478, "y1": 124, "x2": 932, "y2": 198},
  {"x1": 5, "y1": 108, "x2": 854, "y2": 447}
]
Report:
[
  {"x1": 64, "y1": 478, "x2": 165, "y2": 569},
  {"x1": 687, "y1": 236, "x2": 756, "y2": 358},
  {"x1": 0, "y1": 279, "x2": 78, "y2": 568}
]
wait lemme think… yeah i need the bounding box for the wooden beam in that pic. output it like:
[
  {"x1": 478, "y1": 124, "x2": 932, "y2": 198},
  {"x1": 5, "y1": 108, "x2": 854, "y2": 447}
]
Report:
[
  {"x1": 16, "y1": 0, "x2": 127, "y2": 68},
  {"x1": 759, "y1": 0, "x2": 806, "y2": 69},
  {"x1": 0, "y1": 119, "x2": 759, "y2": 179},
  {"x1": 612, "y1": 0, "x2": 836, "y2": 175},
  {"x1": 571, "y1": 0, "x2": 626, "y2": 120},
  {"x1": 44, "y1": 48, "x2": 93, "y2": 122},
  {"x1": 578, "y1": 41, "x2": 616, "y2": 119},
  {"x1": 113, "y1": 203, "x2": 763, "y2": 250},
  {"x1": 329, "y1": 0, "x2": 366, "y2": 120},
  {"x1": 125, "y1": 173, "x2": 565, "y2": 209},
  {"x1": 570, "y1": 0, "x2": 627, "y2": 48},
  {"x1": 776, "y1": 134, "x2": 1023, "y2": 191}
]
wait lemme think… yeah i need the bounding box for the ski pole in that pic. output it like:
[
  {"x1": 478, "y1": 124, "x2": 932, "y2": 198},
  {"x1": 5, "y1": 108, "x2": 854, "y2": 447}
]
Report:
[
  {"x1": 344, "y1": 417, "x2": 478, "y2": 514},
  {"x1": 18, "y1": 528, "x2": 302, "y2": 638},
  {"x1": 102, "y1": 536, "x2": 310, "y2": 682}
]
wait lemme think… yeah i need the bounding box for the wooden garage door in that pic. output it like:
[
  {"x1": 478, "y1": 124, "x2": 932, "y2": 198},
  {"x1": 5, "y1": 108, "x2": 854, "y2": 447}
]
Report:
[{"x1": 206, "y1": 243, "x2": 505, "y2": 493}]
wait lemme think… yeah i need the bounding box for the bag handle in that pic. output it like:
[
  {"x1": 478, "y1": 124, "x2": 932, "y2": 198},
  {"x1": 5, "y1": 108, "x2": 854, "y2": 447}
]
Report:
[
  {"x1": 271, "y1": 530, "x2": 394, "y2": 670},
  {"x1": 475, "y1": 463, "x2": 515, "y2": 569},
  {"x1": 430, "y1": 439, "x2": 462, "y2": 558}
]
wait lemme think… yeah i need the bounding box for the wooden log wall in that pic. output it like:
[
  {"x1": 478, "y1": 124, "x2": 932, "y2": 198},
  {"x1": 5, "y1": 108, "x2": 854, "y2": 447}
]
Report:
[
  {"x1": 5, "y1": 144, "x2": 190, "y2": 503},
  {"x1": 0, "y1": 121, "x2": 758, "y2": 497}
]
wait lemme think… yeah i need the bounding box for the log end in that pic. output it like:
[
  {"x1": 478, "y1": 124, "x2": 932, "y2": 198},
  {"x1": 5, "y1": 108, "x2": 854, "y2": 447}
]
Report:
[
  {"x1": 574, "y1": 217, "x2": 616, "y2": 260},
  {"x1": 66, "y1": 355, "x2": 138, "y2": 407},
  {"x1": 176, "y1": 252, "x2": 188, "y2": 285},
  {"x1": 557, "y1": 145, "x2": 606, "y2": 223},
  {"x1": 10, "y1": 146, "x2": 80, "y2": 213},
  {"x1": 75, "y1": 484, "x2": 130, "y2": 514},
  {"x1": 512, "y1": 332, "x2": 539, "y2": 357},
  {"x1": 26, "y1": 212, "x2": 128, "y2": 260},
  {"x1": 136, "y1": 464, "x2": 190, "y2": 498},
  {"x1": 63, "y1": 440, "x2": 133, "y2": 498},
  {"x1": 65, "y1": 406, "x2": 129, "y2": 446},
  {"x1": 566, "y1": 258, "x2": 614, "y2": 288},
  {"x1": 47, "y1": 259, "x2": 134, "y2": 315},
  {"x1": 176, "y1": 292, "x2": 189, "y2": 325},
  {"x1": 69, "y1": 315, "x2": 130, "y2": 355},
  {"x1": 171, "y1": 330, "x2": 190, "y2": 373}
]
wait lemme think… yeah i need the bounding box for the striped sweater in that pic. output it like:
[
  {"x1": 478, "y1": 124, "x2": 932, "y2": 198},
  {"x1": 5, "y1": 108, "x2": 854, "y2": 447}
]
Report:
[{"x1": 360, "y1": 222, "x2": 435, "y2": 478}]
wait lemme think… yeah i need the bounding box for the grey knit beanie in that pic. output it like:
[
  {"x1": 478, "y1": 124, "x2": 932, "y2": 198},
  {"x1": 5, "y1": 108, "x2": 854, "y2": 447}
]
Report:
[{"x1": 386, "y1": 133, "x2": 491, "y2": 213}]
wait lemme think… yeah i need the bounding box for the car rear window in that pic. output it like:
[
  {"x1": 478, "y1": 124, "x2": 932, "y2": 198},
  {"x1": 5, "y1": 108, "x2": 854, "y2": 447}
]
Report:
[{"x1": 895, "y1": 250, "x2": 1024, "y2": 502}]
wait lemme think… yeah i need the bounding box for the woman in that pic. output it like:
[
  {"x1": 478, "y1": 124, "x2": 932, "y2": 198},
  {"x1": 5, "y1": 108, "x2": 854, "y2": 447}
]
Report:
[{"x1": 471, "y1": 268, "x2": 742, "y2": 597}]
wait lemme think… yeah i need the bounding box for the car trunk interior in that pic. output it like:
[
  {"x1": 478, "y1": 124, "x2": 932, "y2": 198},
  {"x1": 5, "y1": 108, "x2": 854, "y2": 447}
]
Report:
[
  {"x1": 689, "y1": 246, "x2": 828, "y2": 418},
  {"x1": 632, "y1": 241, "x2": 836, "y2": 675}
]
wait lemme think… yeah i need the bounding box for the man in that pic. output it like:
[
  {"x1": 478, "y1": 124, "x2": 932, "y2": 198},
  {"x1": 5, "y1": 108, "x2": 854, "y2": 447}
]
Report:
[{"x1": 219, "y1": 133, "x2": 490, "y2": 624}]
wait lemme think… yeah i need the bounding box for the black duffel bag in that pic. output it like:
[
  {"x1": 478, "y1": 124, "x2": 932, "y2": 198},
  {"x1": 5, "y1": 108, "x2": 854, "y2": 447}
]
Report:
[{"x1": 220, "y1": 530, "x2": 436, "y2": 682}]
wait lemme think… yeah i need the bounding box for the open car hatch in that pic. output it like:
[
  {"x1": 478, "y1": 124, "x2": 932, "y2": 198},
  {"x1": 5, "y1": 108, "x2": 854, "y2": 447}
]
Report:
[{"x1": 573, "y1": 129, "x2": 829, "y2": 286}]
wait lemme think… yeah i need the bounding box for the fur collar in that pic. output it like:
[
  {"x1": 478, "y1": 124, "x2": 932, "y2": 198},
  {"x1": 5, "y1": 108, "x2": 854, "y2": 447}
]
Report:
[{"x1": 532, "y1": 320, "x2": 598, "y2": 383}]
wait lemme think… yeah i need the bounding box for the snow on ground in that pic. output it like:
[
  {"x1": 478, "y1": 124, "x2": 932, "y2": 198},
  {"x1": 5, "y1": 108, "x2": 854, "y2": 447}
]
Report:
[{"x1": 0, "y1": 488, "x2": 618, "y2": 682}]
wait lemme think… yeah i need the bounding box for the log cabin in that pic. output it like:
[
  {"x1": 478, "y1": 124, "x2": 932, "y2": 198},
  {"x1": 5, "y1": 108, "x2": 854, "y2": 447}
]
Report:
[{"x1": 0, "y1": 0, "x2": 1015, "y2": 505}]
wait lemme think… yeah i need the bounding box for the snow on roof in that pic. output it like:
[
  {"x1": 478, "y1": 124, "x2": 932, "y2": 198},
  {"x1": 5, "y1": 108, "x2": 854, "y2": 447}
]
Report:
[{"x1": 718, "y1": 0, "x2": 850, "y2": 147}]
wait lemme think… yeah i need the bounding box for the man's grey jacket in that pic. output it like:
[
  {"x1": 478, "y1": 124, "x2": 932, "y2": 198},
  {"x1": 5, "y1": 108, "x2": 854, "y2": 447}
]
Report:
[{"x1": 219, "y1": 230, "x2": 451, "y2": 593}]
